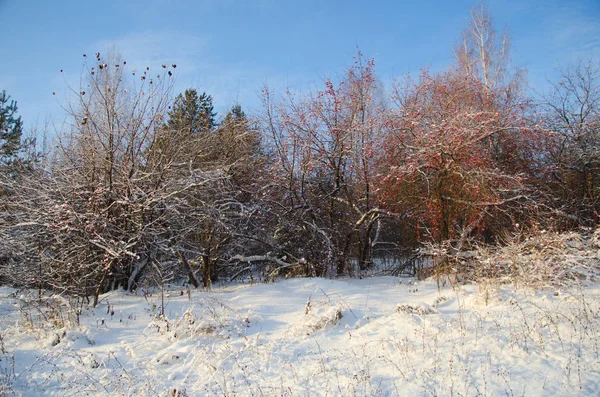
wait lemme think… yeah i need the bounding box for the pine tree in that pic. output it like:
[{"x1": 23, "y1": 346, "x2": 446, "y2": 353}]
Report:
[
  {"x1": 217, "y1": 104, "x2": 263, "y2": 199},
  {"x1": 218, "y1": 104, "x2": 261, "y2": 161},
  {"x1": 197, "y1": 92, "x2": 216, "y2": 131},
  {"x1": 0, "y1": 91, "x2": 25, "y2": 172},
  {"x1": 223, "y1": 104, "x2": 245, "y2": 125},
  {"x1": 167, "y1": 89, "x2": 216, "y2": 135}
]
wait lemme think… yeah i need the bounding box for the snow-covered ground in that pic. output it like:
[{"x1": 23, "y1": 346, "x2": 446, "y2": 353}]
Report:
[{"x1": 1, "y1": 275, "x2": 599, "y2": 396}]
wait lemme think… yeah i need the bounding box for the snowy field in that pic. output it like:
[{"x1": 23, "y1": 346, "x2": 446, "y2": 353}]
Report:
[{"x1": 0, "y1": 275, "x2": 599, "y2": 396}]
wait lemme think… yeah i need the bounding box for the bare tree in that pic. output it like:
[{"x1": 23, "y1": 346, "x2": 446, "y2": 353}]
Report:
[
  {"x1": 541, "y1": 59, "x2": 600, "y2": 224},
  {"x1": 380, "y1": 68, "x2": 534, "y2": 245},
  {"x1": 257, "y1": 53, "x2": 392, "y2": 276},
  {"x1": 0, "y1": 51, "x2": 242, "y2": 303},
  {"x1": 455, "y1": 2, "x2": 515, "y2": 93}
]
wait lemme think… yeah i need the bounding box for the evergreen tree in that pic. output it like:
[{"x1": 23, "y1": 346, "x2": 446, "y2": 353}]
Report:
[
  {"x1": 0, "y1": 91, "x2": 26, "y2": 172},
  {"x1": 197, "y1": 92, "x2": 216, "y2": 130},
  {"x1": 217, "y1": 104, "x2": 263, "y2": 197},
  {"x1": 223, "y1": 104, "x2": 245, "y2": 125},
  {"x1": 219, "y1": 104, "x2": 261, "y2": 160},
  {"x1": 167, "y1": 89, "x2": 216, "y2": 135}
]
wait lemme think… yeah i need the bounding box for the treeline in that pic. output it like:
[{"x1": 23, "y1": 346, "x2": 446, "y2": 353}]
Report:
[{"x1": 0, "y1": 5, "x2": 598, "y2": 302}]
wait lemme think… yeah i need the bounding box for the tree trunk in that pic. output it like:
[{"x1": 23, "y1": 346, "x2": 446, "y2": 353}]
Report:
[{"x1": 178, "y1": 251, "x2": 200, "y2": 288}]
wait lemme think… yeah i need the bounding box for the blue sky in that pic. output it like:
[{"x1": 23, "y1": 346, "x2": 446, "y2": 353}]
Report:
[{"x1": 1, "y1": 0, "x2": 599, "y2": 134}]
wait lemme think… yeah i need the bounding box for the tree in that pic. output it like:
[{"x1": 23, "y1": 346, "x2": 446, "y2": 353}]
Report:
[
  {"x1": 0, "y1": 91, "x2": 32, "y2": 175},
  {"x1": 0, "y1": 51, "x2": 240, "y2": 302},
  {"x1": 167, "y1": 89, "x2": 216, "y2": 136},
  {"x1": 378, "y1": 68, "x2": 535, "y2": 245},
  {"x1": 0, "y1": 91, "x2": 38, "y2": 284},
  {"x1": 541, "y1": 60, "x2": 600, "y2": 224},
  {"x1": 454, "y1": 2, "x2": 528, "y2": 170},
  {"x1": 375, "y1": 4, "x2": 538, "y2": 247},
  {"x1": 455, "y1": 2, "x2": 512, "y2": 93},
  {"x1": 156, "y1": 98, "x2": 258, "y2": 287},
  {"x1": 216, "y1": 104, "x2": 262, "y2": 186},
  {"x1": 382, "y1": 3, "x2": 540, "y2": 244},
  {"x1": 259, "y1": 53, "x2": 391, "y2": 276},
  {"x1": 156, "y1": 88, "x2": 218, "y2": 172}
]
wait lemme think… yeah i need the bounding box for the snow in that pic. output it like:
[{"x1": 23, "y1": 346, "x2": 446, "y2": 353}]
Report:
[{"x1": 0, "y1": 277, "x2": 599, "y2": 396}]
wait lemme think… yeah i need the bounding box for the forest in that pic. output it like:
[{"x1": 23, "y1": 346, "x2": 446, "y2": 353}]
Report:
[{"x1": 1, "y1": 5, "x2": 599, "y2": 304}]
